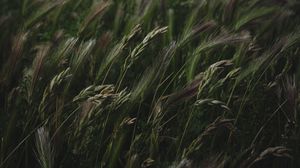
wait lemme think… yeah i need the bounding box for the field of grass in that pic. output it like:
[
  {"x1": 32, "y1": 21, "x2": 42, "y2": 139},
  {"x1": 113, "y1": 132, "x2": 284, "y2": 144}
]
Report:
[{"x1": 0, "y1": 0, "x2": 300, "y2": 167}]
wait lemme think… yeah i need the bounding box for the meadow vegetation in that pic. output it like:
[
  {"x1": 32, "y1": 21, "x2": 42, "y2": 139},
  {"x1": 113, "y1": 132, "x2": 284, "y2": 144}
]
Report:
[{"x1": 0, "y1": 0, "x2": 300, "y2": 167}]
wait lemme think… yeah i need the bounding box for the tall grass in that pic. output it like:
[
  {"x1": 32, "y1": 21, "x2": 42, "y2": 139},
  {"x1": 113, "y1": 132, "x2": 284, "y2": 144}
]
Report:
[{"x1": 0, "y1": 0, "x2": 300, "y2": 167}]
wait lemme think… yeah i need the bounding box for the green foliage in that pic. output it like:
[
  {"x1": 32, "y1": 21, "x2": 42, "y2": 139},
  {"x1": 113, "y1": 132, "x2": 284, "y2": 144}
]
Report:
[{"x1": 0, "y1": 0, "x2": 300, "y2": 167}]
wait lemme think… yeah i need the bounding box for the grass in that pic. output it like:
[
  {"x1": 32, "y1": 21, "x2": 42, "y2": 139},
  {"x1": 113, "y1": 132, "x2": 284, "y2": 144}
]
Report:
[{"x1": 0, "y1": 0, "x2": 300, "y2": 167}]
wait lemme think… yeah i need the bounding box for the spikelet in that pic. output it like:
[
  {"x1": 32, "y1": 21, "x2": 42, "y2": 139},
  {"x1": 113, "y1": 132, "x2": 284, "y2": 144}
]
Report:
[{"x1": 125, "y1": 26, "x2": 168, "y2": 68}]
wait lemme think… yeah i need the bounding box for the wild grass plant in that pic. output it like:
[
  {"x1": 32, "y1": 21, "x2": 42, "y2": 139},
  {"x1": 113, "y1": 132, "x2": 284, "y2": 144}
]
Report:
[{"x1": 0, "y1": 0, "x2": 300, "y2": 167}]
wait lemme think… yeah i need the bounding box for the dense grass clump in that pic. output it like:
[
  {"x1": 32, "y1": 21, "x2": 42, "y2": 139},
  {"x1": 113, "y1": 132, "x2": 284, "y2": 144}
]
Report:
[{"x1": 0, "y1": 0, "x2": 300, "y2": 167}]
